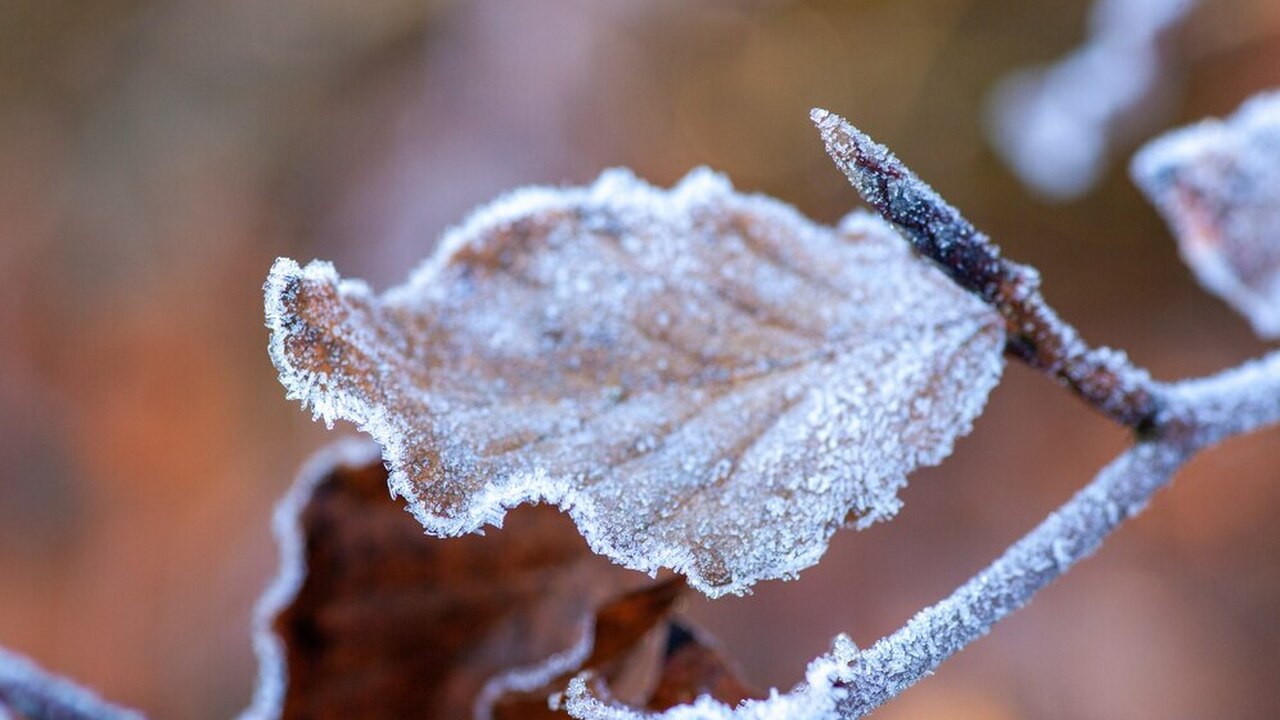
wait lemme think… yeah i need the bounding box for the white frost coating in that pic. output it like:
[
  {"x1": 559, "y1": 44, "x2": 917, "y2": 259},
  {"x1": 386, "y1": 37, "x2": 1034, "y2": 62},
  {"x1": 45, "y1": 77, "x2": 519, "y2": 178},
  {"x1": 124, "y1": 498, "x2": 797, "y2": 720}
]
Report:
[
  {"x1": 564, "y1": 635, "x2": 859, "y2": 720},
  {"x1": 265, "y1": 167, "x2": 1006, "y2": 596},
  {"x1": 238, "y1": 438, "x2": 382, "y2": 720},
  {"x1": 1132, "y1": 90, "x2": 1280, "y2": 338},
  {"x1": 829, "y1": 442, "x2": 1188, "y2": 717},
  {"x1": 987, "y1": 0, "x2": 1195, "y2": 199},
  {"x1": 0, "y1": 646, "x2": 144, "y2": 720},
  {"x1": 1165, "y1": 349, "x2": 1280, "y2": 446}
]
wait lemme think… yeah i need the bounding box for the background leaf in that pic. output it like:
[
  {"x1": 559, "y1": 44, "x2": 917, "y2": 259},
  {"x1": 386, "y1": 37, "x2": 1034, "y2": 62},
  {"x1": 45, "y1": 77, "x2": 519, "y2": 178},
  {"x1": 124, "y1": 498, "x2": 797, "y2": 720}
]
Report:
[{"x1": 1133, "y1": 90, "x2": 1280, "y2": 339}]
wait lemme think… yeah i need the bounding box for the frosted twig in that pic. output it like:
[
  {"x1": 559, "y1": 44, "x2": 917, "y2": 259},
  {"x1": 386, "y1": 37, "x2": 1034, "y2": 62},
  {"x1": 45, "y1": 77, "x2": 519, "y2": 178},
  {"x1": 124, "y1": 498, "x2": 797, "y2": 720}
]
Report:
[
  {"x1": 832, "y1": 351, "x2": 1280, "y2": 718},
  {"x1": 812, "y1": 108, "x2": 1161, "y2": 430},
  {"x1": 1165, "y1": 349, "x2": 1280, "y2": 445},
  {"x1": 0, "y1": 647, "x2": 144, "y2": 720},
  {"x1": 836, "y1": 441, "x2": 1187, "y2": 717}
]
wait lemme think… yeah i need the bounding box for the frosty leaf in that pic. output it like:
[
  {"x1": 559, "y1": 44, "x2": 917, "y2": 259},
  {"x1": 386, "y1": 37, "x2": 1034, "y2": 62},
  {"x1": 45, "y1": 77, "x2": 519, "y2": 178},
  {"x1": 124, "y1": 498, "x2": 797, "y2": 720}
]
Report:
[
  {"x1": 0, "y1": 647, "x2": 142, "y2": 720},
  {"x1": 1132, "y1": 90, "x2": 1280, "y2": 338},
  {"x1": 242, "y1": 440, "x2": 656, "y2": 720},
  {"x1": 265, "y1": 168, "x2": 1006, "y2": 596}
]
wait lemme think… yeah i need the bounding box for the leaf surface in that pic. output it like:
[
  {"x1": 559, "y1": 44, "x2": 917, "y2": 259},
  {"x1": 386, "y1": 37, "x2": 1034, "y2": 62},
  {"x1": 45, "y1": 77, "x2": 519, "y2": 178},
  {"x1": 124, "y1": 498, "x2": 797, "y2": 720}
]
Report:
[
  {"x1": 1133, "y1": 90, "x2": 1280, "y2": 338},
  {"x1": 265, "y1": 168, "x2": 1005, "y2": 595}
]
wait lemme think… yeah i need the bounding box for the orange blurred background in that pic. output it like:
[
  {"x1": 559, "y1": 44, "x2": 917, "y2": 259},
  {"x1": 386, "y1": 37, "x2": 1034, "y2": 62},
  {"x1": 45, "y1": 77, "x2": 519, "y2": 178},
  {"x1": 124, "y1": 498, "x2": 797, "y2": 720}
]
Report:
[{"x1": 2, "y1": 0, "x2": 1279, "y2": 718}]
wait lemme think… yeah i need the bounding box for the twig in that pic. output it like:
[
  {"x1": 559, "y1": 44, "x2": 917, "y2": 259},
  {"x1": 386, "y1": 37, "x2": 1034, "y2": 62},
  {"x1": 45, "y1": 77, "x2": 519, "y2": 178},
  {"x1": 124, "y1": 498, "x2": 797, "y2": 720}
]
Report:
[
  {"x1": 1165, "y1": 349, "x2": 1280, "y2": 445},
  {"x1": 811, "y1": 108, "x2": 1162, "y2": 430},
  {"x1": 833, "y1": 349, "x2": 1280, "y2": 718},
  {"x1": 837, "y1": 441, "x2": 1187, "y2": 717},
  {"x1": 808, "y1": 109, "x2": 1280, "y2": 718}
]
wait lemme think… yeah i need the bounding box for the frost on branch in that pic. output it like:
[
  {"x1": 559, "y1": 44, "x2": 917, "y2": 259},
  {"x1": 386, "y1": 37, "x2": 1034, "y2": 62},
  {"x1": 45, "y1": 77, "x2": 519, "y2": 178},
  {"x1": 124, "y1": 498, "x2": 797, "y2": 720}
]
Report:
[
  {"x1": 265, "y1": 168, "x2": 1005, "y2": 596},
  {"x1": 1132, "y1": 90, "x2": 1280, "y2": 338},
  {"x1": 987, "y1": 0, "x2": 1195, "y2": 199}
]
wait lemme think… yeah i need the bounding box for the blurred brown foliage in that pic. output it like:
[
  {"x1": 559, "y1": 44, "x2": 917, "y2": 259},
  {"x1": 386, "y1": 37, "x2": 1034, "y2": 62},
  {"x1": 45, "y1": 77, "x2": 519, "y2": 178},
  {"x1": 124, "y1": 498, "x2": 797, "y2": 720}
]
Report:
[
  {"x1": 1, "y1": 0, "x2": 1279, "y2": 718},
  {"x1": 261, "y1": 444, "x2": 747, "y2": 719}
]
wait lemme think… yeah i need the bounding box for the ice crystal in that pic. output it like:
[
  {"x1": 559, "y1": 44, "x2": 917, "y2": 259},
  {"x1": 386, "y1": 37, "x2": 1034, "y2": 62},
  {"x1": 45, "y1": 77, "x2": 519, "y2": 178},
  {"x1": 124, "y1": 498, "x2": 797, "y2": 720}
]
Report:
[
  {"x1": 265, "y1": 168, "x2": 1005, "y2": 597},
  {"x1": 1132, "y1": 90, "x2": 1280, "y2": 338}
]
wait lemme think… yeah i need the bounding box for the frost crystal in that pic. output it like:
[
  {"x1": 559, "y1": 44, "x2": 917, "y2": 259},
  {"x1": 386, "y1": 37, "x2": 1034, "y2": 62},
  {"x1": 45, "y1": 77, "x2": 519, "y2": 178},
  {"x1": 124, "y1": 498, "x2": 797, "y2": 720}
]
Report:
[
  {"x1": 1132, "y1": 90, "x2": 1280, "y2": 338},
  {"x1": 265, "y1": 168, "x2": 1005, "y2": 597},
  {"x1": 987, "y1": 0, "x2": 1195, "y2": 199}
]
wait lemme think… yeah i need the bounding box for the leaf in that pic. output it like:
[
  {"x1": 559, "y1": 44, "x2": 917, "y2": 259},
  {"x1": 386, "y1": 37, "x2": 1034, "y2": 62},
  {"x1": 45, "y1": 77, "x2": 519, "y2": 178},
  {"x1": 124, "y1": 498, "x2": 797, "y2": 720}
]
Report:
[
  {"x1": 264, "y1": 168, "x2": 1006, "y2": 596},
  {"x1": 243, "y1": 440, "x2": 658, "y2": 720},
  {"x1": 485, "y1": 580, "x2": 688, "y2": 720},
  {"x1": 487, "y1": 593, "x2": 759, "y2": 720},
  {"x1": 1132, "y1": 90, "x2": 1280, "y2": 338},
  {"x1": 643, "y1": 623, "x2": 756, "y2": 712}
]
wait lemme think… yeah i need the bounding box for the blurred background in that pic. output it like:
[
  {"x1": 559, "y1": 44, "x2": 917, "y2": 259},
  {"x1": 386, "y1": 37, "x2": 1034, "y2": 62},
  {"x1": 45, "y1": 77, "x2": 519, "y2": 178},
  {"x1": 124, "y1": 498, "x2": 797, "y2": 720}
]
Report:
[{"x1": 2, "y1": 0, "x2": 1279, "y2": 717}]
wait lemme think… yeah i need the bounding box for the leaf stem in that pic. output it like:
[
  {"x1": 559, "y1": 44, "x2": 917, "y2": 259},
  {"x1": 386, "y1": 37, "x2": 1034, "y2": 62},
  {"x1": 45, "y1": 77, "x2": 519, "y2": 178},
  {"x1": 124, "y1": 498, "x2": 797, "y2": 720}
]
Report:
[{"x1": 812, "y1": 108, "x2": 1161, "y2": 430}]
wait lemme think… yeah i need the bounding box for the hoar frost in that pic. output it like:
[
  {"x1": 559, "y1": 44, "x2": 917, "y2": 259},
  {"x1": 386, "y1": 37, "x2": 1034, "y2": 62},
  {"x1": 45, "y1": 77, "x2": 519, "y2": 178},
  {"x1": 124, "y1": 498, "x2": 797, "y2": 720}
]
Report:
[{"x1": 265, "y1": 168, "x2": 1005, "y2": 597}]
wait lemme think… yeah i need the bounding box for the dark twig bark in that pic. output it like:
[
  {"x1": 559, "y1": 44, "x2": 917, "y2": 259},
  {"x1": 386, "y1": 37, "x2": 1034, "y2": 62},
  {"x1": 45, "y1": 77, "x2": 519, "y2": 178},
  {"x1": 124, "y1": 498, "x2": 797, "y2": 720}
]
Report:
[{"x1": 812, "y1": 108, "x2": 1162, "y2": 430}]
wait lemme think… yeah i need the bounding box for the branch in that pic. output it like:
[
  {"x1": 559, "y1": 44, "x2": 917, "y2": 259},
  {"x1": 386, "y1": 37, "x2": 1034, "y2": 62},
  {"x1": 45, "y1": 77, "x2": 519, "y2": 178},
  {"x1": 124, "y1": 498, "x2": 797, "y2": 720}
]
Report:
[
  {"x1": 811, "y1": 108, "x2": 1161, "y2": 430},
  {"x1": 834, "y1": 350, "x2": 1280, "y2": 718},
  {"x1": 807, "y1": 109, "x2": 1280, "y2": 717},
  {"x1": 836, "y1": 442, "x2": 1186, "y2": 716},
  {"x1": 1165, "y1": 349, "x2": 1280, "y2": 445},
  {"x1": 0, "y1": 647, "x2": 143, "y2": 720}
]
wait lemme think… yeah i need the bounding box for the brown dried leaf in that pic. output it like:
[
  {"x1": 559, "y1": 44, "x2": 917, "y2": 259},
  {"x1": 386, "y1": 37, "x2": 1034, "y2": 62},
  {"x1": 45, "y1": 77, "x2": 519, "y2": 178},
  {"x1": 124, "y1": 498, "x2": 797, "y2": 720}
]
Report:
[
  {"x1": 265, "y1": 168, "x2": 1005, "y2": 596},
  {"x1": 644, "y1": 623, "x2": 757, "y2": 712},
  {"x1": 486, "y1": 581, "x2": 686, "y2": 720},
  {"x1": 243, "y1": 440, "x2": 656, "y2": 720},
  {"x1": 1132, "y1": 90, "x2": 1280, "y2": 338},
  {"x1": 486, "y1": 591, "x2": 760, "y2": 720}
]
